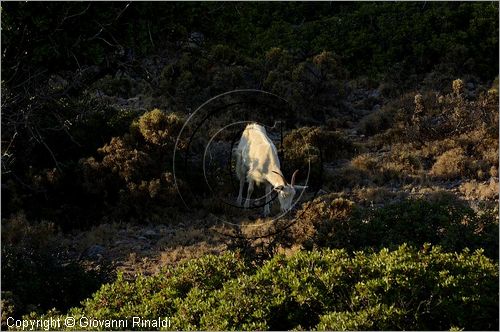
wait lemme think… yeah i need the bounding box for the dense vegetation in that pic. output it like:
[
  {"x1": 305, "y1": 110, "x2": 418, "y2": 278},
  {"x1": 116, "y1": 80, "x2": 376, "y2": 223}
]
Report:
[
  {"x1": 1, "y1": 2, "x2": 498, "y2": 330},
  {"x1": 29, "y1": 246, "x2": 498, "y2": 331},
  {"x1": 288, "y1": 193, "x2": 498, "y2": 259},
  {"x1": 2, "y1": 2, "x2": 498, "y2": 84}
]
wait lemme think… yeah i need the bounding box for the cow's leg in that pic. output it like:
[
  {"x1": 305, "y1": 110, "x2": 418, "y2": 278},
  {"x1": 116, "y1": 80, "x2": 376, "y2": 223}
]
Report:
[
  {"x1": 263, "y1": 183, "x2": 272, "y2": 216},
  {"x1": 244, "y1": 179, "x2": 254, "y2": 208},
  {"x1": 237, "y1": 177, "x2": 245, "y2": 206}
]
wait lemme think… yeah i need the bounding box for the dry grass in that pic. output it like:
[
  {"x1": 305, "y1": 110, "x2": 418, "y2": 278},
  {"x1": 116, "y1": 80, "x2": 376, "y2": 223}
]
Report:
[
  {"x1": 352, "y1": 186, "x2": 401, "y2": 205},
  {"x1": 430, "y1": 147, "x2": 468, "y2": 179},
  {"x1": 459, "y1": 178, "x2": 499, "y2": 201},
  {"x1": 70, "y1": 222, "x2": 124, "y2": 251},
  {"x1": 347, "y1": 148, "x2": 424, "y2": 185}
]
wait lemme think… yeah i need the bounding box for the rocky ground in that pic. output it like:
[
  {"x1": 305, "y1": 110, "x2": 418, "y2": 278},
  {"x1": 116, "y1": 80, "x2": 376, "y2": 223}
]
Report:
[
  {"x1": 58, "y1": 60, "x2": 498, "y2": 279},
  {"x1": 70, "y1": 139, "x2": 498, "y2": 279}
]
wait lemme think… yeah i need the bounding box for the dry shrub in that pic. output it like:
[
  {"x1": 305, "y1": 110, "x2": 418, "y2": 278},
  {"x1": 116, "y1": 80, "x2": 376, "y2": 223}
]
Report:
[
  {"x1": 159, "y1": 241, "x2": 226, "y2": 268},
  {"x1": 459, "y1": 128, "x2": 499, "y2": 174},
  {"x1": 88, "y1": 136, "x2": 152, "y2": 182},
  {"x1": 430, "y1": 147, "x2": 468, "y2": 179},
  {"x1": 459, "y1": 178, "x2": 499, "y2": 201},
  {"x1": 71, "y1": 223, "x2": 123, "y2": 252},
  {"x1": 412, "y1": 79, "x2": 498, "y2": 142},
  {"x1": 417, "y1": 126, "x2": 498, "y2": 180},
  {"x1": 284, "y1": 126, "x2": 355, "y2": 163},
  {"x1": 80, "y1": 109, "x2": 188, "y2": 222},
  {"x1": 353, "y1": 187, "x2": 400, "y2": 205},
  {"x1": 1, "y1": 213, "x2": 108, "y2": 318},
  {"x1": 283, "y1": 126, "x2": 356, "y2": 188},
  {"x1": 334, "y1": 154, "x2": 386, "y2": 188},
  {"x1": 421, "y1": 138, "x2": 460, "y2": 158},
  {"x1": 1, "y1": 212, "x2": 62, "y2": 250},
  {"x1": 349, "y1": 149, "x2": 420, "y2": 185},
  {"x1": 289, "y1": 194, "x2": 356, "y2": 249},
  {"x1": 490, "y1": 166, "x2": 498, "y2": 177},
  {"x1": 131, "y1": 108, "x2": 184, "y2": 146},
  {"x1": 357, "y1": 108, "x2": 393, "y2": 137},
  {"x1": 325, "y1": 165, "x2": 370, "y2": 191},
  {"x1": 351, "y1": 153, "x2": 379, "y2": 171},
  {"x1": 389, "y1": 143, "x2": 425, "y2": 173}
]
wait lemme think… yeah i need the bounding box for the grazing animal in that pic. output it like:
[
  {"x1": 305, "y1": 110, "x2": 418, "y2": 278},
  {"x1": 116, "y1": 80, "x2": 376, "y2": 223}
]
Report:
[{"x1": 235, "y1": 123, "x2": 307, "y2": 216}]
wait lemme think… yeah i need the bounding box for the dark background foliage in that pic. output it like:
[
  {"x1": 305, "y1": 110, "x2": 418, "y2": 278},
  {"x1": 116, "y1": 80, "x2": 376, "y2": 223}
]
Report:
[
  {"x1": 2, "y1": 1, "x2": 498, "y2": 227},
  {"x1": 1, "y1": 2, "x2": 498, "y2": 329}
]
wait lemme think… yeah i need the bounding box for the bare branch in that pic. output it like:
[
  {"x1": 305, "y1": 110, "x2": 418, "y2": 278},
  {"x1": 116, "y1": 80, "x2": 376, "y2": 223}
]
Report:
[{"x1": 61, "y1": 3, "x2": 91, "y2": 24}]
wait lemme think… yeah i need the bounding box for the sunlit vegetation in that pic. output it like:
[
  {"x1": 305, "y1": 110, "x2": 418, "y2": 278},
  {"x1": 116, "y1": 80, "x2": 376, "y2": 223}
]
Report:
[{"x1": 1, "y1": 2, "x2": 498, "y2": 330}]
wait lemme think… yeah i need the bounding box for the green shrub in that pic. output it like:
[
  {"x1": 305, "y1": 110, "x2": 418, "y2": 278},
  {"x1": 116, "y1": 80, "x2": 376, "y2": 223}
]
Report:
[
  {"x1": 31, "y1": 245, "x2": 498, "y2": 330},
  {"x1": 292, "y1": 193, "x2": 498, "y2": 259},
  {"x1": 317, "y1": 304, "x2": 406, "y2": 331}
]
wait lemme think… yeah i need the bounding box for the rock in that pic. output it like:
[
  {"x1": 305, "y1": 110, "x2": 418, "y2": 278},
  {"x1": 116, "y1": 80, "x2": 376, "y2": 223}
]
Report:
[
  {"x1": 317, "y1": 189, "x2": 328, "y2": 195},
  {"x1": 83, "y1": 245, "x2": 105, "y2": 259},
  {"x1": 466, "y1": 90, "x2": 476, "y2": 98},
  {"x1": 369, "y1": 89, "x2": 381, "y2": 99},
  {"x1": 143, "y1": 229, "x2": 159, "y2": 239},
  {"x1": 188, "y1": 31, "x2": 204, "y2": 48},
  {"x1": 467, "y1": 82, "x2": 475, "y2": 90}
]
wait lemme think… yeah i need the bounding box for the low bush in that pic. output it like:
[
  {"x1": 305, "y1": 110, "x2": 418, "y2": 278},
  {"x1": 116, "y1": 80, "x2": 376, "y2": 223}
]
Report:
[
  {"x1": 291, "y1": 193, "x2": 498, "y2": 259},
  {"x1": 1, "y1": 213, "x2": 110, "y2": 320},
  {"x1": 31, "y1": 245, "x2": 498, "y2": 330},
  {"x1": 357, "y1": 108, "x2": 394, "y2": 137},
  {"x1": 283, "y1": 127, "x2": 356, "y2": 189},
  {"x1": 409, "y1": 79, "x2": 498, "y2": 142},
  {"x1": 460, "y1": 179, "x2": 499, "y2": 201},
  {"x1": 347, "y1": 149, "x2": 422, "y2": 186},
  {"x1": 79, "y1": 109, "x2": 188, "y2": 223},
  {"x1": 431, "y1": 147, "x2": 469, "y2": 179}
]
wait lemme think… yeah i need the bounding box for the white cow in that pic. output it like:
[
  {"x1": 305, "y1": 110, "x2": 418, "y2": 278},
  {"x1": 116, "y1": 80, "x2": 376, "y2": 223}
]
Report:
[{"x1": 235, "y1": 123, "x2": 306, "y2": 216}]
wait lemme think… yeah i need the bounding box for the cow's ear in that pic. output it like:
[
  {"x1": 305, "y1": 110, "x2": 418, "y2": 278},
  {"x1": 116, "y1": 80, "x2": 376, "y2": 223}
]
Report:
[{"x1": 273, "y1": 185, "x2": 284, "y2": 192}]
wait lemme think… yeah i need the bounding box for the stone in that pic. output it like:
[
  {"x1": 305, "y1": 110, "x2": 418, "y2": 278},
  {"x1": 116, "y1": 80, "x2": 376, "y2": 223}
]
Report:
[
  {"x1": 369, "y1": 89, "x2": 381, "y2": 99},
  {"x1": 84, "y1": 245, "x2": 105, "y2": 259},
  {"x1": 143, "y1": 229, "x2": 159, "y2": 239}
]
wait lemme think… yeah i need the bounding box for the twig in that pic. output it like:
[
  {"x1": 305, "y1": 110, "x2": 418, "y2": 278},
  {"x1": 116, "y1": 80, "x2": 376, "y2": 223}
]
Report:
[
  {"x1": 61, "y1": 3, "x2": 91, "y2": 24},
  {"x1": 30, "y1": 125, "x2": 62, "y2": 172},
  {"x1": 12, "y1": 69, "x2": 48, "y2": 89},
  {"x1": 71, "y1": 51, "x2": 81, "y2": 70},
  {"x1": 148, "y1": 21, "x2": 155, "y2": 48},
  {"x1": 1, "y1": 132, "x2": 18, "y2": 157}
]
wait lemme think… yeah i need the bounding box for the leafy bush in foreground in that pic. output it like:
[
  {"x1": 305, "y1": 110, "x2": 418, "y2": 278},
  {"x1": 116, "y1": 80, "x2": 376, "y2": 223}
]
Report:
[
  {"x1": 292, "y1": 193, "x2": 499, "y2": 260},
  {"x1": 31, "y1": 245, "x2": 498, "y2": 330}
]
